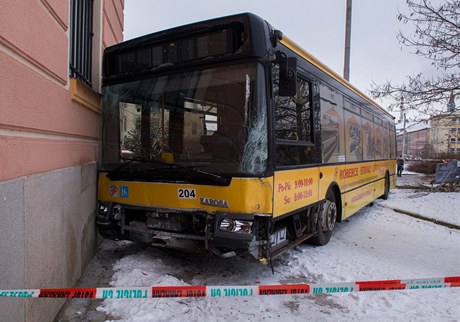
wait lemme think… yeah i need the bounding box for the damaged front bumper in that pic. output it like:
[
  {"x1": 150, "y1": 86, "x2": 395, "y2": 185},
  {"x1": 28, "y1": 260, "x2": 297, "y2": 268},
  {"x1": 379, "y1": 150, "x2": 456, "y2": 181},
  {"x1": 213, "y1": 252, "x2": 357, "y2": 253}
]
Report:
[{"x1": 97, "y1": 201, "x2": 272, "y2": 261}]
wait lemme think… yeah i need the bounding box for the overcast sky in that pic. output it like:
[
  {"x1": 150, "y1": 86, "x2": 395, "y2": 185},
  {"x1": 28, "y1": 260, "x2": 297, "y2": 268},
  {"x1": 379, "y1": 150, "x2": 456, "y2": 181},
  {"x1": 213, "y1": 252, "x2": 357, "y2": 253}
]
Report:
[{"x1": 123, "y1": 0, "x2": 437, "y2": 118}]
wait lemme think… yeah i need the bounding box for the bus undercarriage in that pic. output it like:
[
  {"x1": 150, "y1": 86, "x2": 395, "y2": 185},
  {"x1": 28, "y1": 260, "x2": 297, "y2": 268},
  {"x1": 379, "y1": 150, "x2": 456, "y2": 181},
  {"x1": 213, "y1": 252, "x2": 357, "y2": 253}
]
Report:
[{"x1": 97, "y1": 198, "x2": 335, "y2": 262}]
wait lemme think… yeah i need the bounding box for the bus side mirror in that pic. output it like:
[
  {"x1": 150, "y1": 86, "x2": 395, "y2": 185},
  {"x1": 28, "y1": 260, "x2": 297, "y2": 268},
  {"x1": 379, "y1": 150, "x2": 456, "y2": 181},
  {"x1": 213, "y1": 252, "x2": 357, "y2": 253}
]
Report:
[{"x1": 276, "y1": 52, "x2": 297, "y2": 96}]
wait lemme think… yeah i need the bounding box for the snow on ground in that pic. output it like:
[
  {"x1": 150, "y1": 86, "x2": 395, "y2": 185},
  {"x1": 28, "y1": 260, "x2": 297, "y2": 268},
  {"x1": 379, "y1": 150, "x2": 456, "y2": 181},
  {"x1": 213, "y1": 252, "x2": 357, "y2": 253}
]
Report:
[
  {"x1": 378, "y1": 189, "x2": 460, "y2": 226},
  {"x1": 95, "y1": 185, "x2": 460, "y2": 322},
  {"x1": 390, "y1": 171, "x2": 460, "y2": 225}
]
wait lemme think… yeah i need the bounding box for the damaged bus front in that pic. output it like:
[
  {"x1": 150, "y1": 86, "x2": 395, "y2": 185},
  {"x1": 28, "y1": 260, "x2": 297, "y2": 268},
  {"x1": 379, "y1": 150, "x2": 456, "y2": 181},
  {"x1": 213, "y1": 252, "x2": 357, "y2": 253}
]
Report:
[{"x1": 97, "y1": 53, "x2": 279, "y2": 260}]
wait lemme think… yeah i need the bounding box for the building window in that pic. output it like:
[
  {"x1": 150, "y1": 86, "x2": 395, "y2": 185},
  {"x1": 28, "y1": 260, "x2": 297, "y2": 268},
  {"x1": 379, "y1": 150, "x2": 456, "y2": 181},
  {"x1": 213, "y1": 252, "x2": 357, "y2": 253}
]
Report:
[{"x1": 69, "y1": 0, "x2": 93, "y2": 87}]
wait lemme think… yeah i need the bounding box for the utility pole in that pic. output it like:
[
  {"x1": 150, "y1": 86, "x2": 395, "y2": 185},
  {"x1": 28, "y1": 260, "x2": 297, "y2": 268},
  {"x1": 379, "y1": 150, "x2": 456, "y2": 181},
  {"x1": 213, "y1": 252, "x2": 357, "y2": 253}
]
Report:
[
  {"x1": 401, "y1": 96, "x2": 407, "y2": 157},
  {"x1": 343, "y1": 0, "x2": 352, "y2": 81}
]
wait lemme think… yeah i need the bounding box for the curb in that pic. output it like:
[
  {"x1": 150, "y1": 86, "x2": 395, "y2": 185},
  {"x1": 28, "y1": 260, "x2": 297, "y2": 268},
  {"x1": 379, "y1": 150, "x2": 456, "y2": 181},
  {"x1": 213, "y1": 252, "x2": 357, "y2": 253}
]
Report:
[{"x1": 377, "y1": 204, "x2": 460, "y2": 231}]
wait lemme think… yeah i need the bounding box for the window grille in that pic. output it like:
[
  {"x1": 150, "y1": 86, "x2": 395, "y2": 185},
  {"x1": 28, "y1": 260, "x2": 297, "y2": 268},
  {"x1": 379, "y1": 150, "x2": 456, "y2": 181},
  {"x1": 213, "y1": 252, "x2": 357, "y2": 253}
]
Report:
[{"x1": 69, "y1": 0, "x2": 93, "y2": 87}]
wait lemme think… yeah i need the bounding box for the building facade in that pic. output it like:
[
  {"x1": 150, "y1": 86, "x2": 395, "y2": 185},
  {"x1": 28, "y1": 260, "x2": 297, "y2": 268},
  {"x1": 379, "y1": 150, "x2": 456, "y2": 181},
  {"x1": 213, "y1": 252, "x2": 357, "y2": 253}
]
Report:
[
  {"x1": 396, "y1": 114, "x2": 460, "y2": 158},
  {"x1": 0, "y1": 1, "x2": 123, "y2": 321},
  {"x1": 396, "y1": 122, "x2": 430, "y2": 158},
  {"x1": 430, "y1": 114, "x2": 460, "y2": 154}
]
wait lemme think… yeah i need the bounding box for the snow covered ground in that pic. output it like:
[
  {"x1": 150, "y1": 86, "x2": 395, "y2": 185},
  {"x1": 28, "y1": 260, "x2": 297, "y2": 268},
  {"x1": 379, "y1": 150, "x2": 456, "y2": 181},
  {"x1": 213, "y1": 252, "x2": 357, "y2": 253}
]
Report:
[
  {"x1": 379, "y1": 189, "x2": 460, "y2": 226},
  {"x1": 56, "y1": 174, "x2": 460, "y2": 322}
]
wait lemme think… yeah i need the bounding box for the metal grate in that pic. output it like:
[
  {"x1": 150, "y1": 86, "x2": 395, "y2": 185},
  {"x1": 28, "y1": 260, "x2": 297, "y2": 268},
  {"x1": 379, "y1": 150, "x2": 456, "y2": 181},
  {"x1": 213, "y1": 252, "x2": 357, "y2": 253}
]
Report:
[{"x1": 69, "y1": 0, "x2": 93, "y2": 87}]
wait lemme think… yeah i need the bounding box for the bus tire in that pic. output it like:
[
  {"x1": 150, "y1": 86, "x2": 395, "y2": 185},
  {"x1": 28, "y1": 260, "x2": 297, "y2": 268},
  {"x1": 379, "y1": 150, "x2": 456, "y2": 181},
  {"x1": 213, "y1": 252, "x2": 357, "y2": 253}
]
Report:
[
  {"x1": 310, "y1": 190, "x2": 337, "y2": 246},
  {"x1": 98, "y1": 224, "x2": 123, "y2": 240},
  {"x1": 380, "y1": 173, "x2": 390, "y2": 200}
]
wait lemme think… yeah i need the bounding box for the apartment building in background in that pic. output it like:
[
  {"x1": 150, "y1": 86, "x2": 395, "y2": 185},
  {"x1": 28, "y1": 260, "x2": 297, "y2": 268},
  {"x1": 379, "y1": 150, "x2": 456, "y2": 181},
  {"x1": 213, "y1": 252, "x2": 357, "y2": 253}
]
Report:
[
  {"x1": 396, "y1": 121, "x2": 430, "y2": 158},
  {"x1": 396, "y1": 113, "x2": 460, "y2": 158},
  {"x1": 0, "y1": 1, "x2": 123, "y2": 321},
  {"x1": 430, "y1": 113, "x2": 460, "y2": 154}
]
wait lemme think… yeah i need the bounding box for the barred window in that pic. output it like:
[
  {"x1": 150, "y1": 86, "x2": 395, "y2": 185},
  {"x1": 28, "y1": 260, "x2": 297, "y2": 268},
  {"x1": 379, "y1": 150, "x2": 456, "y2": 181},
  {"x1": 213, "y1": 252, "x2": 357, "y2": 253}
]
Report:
[{"x1": 69, "y1": 0, "x2": 93, "y2": 87}]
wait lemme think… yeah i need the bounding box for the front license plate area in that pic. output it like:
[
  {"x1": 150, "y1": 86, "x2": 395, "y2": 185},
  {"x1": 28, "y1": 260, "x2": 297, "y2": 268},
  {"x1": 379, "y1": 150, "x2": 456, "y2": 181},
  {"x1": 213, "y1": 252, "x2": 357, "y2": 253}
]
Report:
[{"x1": 270, "y1": 227, "x2": 288, "y2": 250}]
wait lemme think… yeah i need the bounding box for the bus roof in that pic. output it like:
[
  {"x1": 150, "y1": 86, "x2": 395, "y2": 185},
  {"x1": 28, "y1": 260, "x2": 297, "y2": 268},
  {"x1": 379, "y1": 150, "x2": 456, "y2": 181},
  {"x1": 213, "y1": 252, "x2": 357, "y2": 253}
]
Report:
[{"x1": 103, "y1": 12, "x2": 394, "y2": 121}]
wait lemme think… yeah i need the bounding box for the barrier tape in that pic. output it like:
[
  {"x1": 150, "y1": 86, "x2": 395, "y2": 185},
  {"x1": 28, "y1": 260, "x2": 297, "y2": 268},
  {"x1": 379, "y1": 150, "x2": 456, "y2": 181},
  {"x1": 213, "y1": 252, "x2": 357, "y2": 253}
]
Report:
[{"x1": 1, "y1": 276, "x2": 458, "y2": 299}]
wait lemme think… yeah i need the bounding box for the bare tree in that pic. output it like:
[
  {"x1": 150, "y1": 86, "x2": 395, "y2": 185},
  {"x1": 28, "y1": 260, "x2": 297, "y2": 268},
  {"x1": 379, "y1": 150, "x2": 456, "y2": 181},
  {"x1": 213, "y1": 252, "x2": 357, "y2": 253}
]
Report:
[{"x1": 370, "y1": 0, "x2": 460, "y2": 117}]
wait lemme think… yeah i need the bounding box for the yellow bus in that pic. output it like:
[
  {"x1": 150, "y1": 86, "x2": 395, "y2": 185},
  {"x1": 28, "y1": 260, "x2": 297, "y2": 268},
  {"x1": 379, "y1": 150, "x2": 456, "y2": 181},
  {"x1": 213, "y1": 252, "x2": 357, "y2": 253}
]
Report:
[{"x1": 97, "y1": 13, "x2": 396, "y2": 263}]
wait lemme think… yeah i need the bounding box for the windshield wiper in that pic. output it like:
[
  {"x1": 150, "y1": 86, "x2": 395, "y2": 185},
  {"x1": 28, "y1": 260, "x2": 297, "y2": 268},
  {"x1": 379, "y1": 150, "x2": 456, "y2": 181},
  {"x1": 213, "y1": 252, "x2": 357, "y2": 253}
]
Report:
[
  {"x1": 106, "y1": 156, "x2": 170, "y2": 179},
  {"x1": 181, "y1": 166, "x2": 229, "y2": 185},
  {"x1": 106, "y1": 156, "x2": 229, "y2": 185}
]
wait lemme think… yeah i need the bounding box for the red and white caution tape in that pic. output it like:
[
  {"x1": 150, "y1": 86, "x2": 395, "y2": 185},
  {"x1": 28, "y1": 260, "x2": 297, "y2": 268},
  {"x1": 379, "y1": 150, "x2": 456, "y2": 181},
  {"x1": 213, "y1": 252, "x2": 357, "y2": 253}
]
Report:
[{"x1": 1, "y1": 276, "x2": 458, "y2": 299}]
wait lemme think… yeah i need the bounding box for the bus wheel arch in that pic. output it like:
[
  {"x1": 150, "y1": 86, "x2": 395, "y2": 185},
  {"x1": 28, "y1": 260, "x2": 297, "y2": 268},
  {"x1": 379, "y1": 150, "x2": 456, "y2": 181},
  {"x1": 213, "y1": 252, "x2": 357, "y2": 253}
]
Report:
[
  {"x1": 328, "y1": 184, "x2": 342, "y2": 222},
  {"x1": 380, "y1": 171, "x2": 390, "y2": 200},
  {"x1": 309, "y1": 185, "x2": 341, "y2": 246}
]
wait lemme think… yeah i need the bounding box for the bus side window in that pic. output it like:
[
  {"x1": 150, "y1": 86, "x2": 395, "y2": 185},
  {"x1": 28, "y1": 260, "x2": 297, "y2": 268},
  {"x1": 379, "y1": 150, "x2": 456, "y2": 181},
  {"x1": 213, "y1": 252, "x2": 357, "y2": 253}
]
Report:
[{"x1": 273, "y1": 66, "x2": 314, "y2": 166}]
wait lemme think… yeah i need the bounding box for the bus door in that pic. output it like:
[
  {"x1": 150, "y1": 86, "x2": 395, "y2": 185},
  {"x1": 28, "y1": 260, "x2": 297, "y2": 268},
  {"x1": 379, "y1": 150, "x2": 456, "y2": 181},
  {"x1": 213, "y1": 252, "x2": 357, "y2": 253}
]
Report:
[{"x1": 272, "y1": 73, "x2": 320, "y2": 217}]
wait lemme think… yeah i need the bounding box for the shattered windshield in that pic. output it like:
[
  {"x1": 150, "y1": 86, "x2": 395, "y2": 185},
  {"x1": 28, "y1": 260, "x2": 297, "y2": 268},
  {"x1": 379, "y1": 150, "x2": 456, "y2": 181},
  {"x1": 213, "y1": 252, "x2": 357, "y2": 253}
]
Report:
[{"x1": 101, "y1": 62, "x2": 268, "y2": 180}]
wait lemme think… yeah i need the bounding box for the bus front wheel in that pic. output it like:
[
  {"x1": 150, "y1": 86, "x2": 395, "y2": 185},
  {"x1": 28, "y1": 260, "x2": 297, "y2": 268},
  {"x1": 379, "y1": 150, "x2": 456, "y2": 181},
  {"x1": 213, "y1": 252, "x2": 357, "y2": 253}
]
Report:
[{"x1": 310, "y1": 190, "x2": 337, "y2": 246}]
